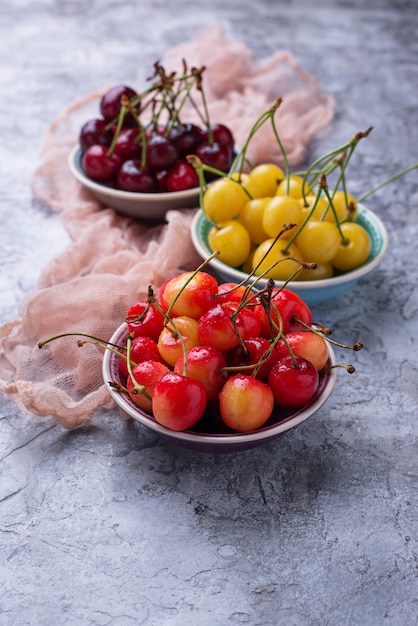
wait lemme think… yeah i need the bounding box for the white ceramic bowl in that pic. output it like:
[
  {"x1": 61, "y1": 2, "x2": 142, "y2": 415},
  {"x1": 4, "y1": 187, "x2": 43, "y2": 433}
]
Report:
[
  {"x1": 68, "y1": 145, "x2": 201, "y2": 221},
  {"x1": 191, "y1": 204, "x2": 389, "y2": 307},
  {"x1": 102, "y1": 322, "x2": 338, "y2": 454}
]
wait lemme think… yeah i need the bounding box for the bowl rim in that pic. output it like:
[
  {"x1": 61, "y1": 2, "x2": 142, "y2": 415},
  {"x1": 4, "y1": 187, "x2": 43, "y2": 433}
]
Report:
[
  {"x1": 68, "y1": 144, "x2": 201, "y2": 202},
  {"x1": 190, "y1": 203, "x2": 389, "y2": 290},
  {"x1": 102, "y1": 322, "x2": 338, "y2": 447}
]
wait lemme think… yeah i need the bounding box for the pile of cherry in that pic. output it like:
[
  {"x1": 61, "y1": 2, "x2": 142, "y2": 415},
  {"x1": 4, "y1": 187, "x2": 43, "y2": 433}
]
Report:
[
  {"x1": 109, "y1": 271, "x2": 361, "y2": 433},
  {"x1": 79, "y1": 82, "x2": 235, "y2": 193}
]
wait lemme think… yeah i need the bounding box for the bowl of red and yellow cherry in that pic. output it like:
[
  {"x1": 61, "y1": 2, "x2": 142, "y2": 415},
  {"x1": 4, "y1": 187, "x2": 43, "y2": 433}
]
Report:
[
  {"x1": 190, "y1": 161, "x2": 389, "y2": 307},
  {"x1": 69, "y1": 74, "x2": 236, "y2": 221},
  {"x1": 102, "y1": 269, "x2": 362, "y2": 453}
]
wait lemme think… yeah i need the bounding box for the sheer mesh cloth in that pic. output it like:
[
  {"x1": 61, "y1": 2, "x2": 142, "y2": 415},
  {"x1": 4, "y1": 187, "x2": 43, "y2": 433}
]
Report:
[{"x1": 0, "y1": 26, "x2": 335, "y2": 428}]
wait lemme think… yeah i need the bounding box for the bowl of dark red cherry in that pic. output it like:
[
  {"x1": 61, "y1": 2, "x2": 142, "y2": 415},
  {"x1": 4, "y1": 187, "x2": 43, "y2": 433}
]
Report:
[{"x1": 68, "y1": 74, "x2": 236, "y2": 222}]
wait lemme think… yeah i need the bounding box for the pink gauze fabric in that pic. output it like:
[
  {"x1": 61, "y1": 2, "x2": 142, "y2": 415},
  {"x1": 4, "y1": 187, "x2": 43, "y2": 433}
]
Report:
[{"x1": 0, "y1": 26, "x2": 335, "y2": 428}]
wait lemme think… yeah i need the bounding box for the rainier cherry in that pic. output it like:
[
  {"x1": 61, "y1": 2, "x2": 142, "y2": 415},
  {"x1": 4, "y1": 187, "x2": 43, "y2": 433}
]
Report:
[
  {"x1": 158, "y1": 271, "x2": 218, "y2": 320},
  {"x1": 197, "y1": 303, "x2": 241, "y2": 351},
  {"x1": 127, "y1": 360, "x2": 170, "y2": 412},
  {"x1": 221, "y1": 301, "x2": 261, "y2": 341},
  {"x1": 227, "y1": 337, "x2": 279, "y2": 381},
  {"x1": 126, "y1": 299, "x2": 165, "y2": 343},
  {"x1": 215, "y1": 282, "x2": 248, "y2": 305},
  {"x1": 268, "y1": 355, "x2": 319, "y2": 408},
  {"x1": 218, "y1": 374, "x2": 274, "y2": 432},
  {"x1": 118, "y1": 335, "x2": 165, "y2": 379},
  {"x1": 275, "y1": 331, "x2": 329, "y2": 372},
  {"x1": 152, "y1": 371, "x2": 207, "y2": 431},
  {"x1": 157, "y1": 316, "x2": 200, "y2": 367},
  {"x1": 174, "y1": 345, "x2": 227, "y2": 400},
  {"x1": 267, "y1": 288, "x2": 313, "y2": 335}
]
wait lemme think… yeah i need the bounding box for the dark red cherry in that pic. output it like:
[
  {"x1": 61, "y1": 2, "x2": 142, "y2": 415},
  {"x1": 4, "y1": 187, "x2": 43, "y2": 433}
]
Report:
[
  {"x1": 164, "y1": 160, "x2": 199, "y2": 192},
  {"x1": 146, "y1": 134, "x2": 178, "y2": 171},
  {"x1": 155, "y1": 168, "x2": 169, "y2": 192},
  {"x1": 145, "y1": 124, "x2": 166, "y2": 138},
  {"x1": 79, "y1": 118, "x2": 112, "y2": 151},
  {"x1": 201, "y1": 123, "x2": 235, "y2": 150},
  {"x1": 168, "y1": 123, "x2": 202, "y2": 156},
  {"x1": 116, "y1": 159, "x2": 157, "y2": 193},
  {"x1": 82, "y1": 144, "x2": 122, "y2": 182},
  {"x1": 196, "y1": 141, "x2": 232, "y2": 178},
  {"x1": 100, "y1": 85, "x2": 138, "y2": 124},
  {"x1": 113, "y1": 128, "x2": 142, "y2": 160}
]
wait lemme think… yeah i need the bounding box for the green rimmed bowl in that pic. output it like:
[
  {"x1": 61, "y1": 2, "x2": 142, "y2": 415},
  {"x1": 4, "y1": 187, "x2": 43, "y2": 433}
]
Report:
[{"x1": 190, "y1": 204, "x2": 389, "y2": 306}]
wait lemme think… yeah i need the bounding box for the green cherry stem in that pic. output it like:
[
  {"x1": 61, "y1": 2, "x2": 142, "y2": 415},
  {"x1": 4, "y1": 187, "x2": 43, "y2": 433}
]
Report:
[
  {"x1": 301, "y1": 126, "x2": 374, "y2": 200},
  {"x1": 358, "y1": 162, "x2": 418, "y2": 202},
  {"x1": 190, "y1": 66, "x2": 214, "y2": 142},
  {"x1": 175, "y1": 75, "x2": 202, "y2": 126},
  {"x1": 38, "y1": 331, "x2": 136, "y2": 376},
  {"x1": 232, "y1": 99, "x2": 282, "y2": 178},
  {"x1": 269, "y1": 101, "x2": 291, "y2": 195},
  {"x1": 164, "y1": 250, "x2": 220, "y2": 321},
  {"x1": 250, "y1": 223, "x2": 297, "y2": 275},
  {"x1": 125, "y1": 333, "x2": 152, "y2": 401},
  {"x1": 282, "y1": 190, "x2": 323, "y2": 252},
  {"x1": 39, "y1": 332, "x2": 119, "y2": 351},
  {"x1": 106, "y1": 104, "x2": 128, "y2": 156},
  {"x1": 326, "y1": 363, "x2": 356, "y2": 374},
  {"x1": 317, "y1": 174, "x2": 349, "y2": 243},
  {"x1": 76, "y1": 337, "x2": 132, "y2": 365}
]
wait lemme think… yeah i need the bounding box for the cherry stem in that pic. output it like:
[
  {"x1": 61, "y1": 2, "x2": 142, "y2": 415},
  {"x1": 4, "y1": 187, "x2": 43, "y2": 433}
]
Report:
[
  {"x1": 269, "y1": 101, "x2": 291, "y2": 193},
  {"x1": 294, "y1": 318, "x2": 364, "y2": 351},
  {"x1": 108, "y1": 381, "x2": 130, "y2": 394},
  {"x1": 174, "y1": 73, "x2": 203, "y2": 127},
  {"x1": 125, "y1": 333, "x2": 152, "y2": 401},
  {"x1": 38, "y1": 331, "x2": 142, "y2": 377},
  {"x1": 195, "y1": 68, "x2": 214, "y2": 144},
  {"x1": 39, "y1": 331, "x2": 119, "y2": 351},
  {"x1": 250, "y1": 223, "x2": 296, "y2": 276},
  {"x1": 164, "y1": 250, "x2": 219, "y2": 320},
  {"x1": 358, "y1": 162, "x2": 418, "y2": 202},
  {"x1": 107, "y1": 104, "x2": 128, "y2": 156},
  {"x1": 318, "y1": 173, "x2": 349, "y2": 243},
  {"x1": 282, "y1": 189, "x2": 324, "y2": 252},
  {"x1": 232, "y1": 99, "x2": 282, "y2": 178},
  {"x1": 325, "y1": 363, "x2": 356, "y2": 374},
  {"x1": 300, "y1": 126, "x2": 373, "y2": 201},
  {"x1": 150, "y1": 299, "x2": 189, "y2": 376},
  {"x1": 125, "y1": 300, "x2": 152, "y2": 325},
  {"x1": 76, "y1": 337, "x2": 132, "y2": 365}
]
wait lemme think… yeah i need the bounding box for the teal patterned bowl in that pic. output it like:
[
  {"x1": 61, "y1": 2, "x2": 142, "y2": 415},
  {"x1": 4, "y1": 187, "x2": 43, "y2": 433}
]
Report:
[{"x1": 190, "y1": 204, "x2": 389, "y2": 307}]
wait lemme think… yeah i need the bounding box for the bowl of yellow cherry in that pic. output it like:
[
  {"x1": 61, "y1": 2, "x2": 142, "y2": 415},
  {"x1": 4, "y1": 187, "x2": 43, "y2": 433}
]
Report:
[{"x1": 190, "y1": 160, "x2": 389, "y2": 307}]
